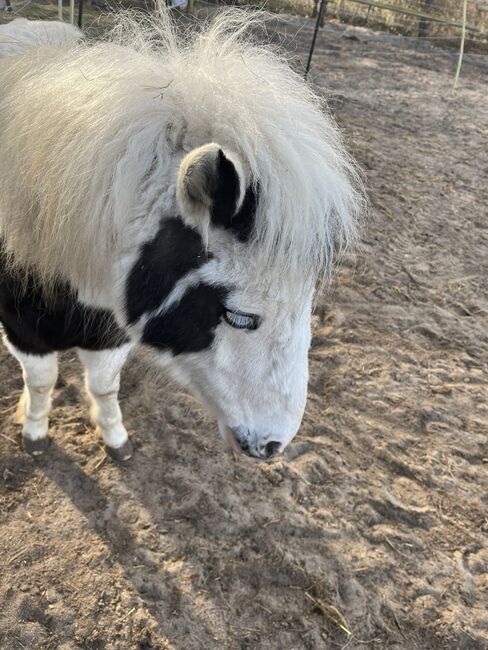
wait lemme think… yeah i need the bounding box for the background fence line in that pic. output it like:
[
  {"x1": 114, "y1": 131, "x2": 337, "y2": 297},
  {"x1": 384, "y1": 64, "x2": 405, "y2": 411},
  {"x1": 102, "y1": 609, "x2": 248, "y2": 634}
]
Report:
[{"x1": 325, "y1": 0, "x2": 484, "y2": 33}]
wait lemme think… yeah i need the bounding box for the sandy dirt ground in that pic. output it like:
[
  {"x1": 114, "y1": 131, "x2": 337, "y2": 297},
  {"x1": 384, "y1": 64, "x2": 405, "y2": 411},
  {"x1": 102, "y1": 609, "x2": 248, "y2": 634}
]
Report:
[{"x1": 1, "y1": 16, "x2": 487, "y2": 650}]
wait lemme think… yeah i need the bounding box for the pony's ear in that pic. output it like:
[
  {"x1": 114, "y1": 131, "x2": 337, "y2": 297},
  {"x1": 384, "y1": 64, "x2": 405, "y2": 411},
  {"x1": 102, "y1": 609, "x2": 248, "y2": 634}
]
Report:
[{"x1": 176, "y1": 143, "x2": 247, "y2": 230}]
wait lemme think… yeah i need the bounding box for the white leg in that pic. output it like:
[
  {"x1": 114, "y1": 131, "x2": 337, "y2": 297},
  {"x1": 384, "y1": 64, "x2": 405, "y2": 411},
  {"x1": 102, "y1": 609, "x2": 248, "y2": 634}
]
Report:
[
  {"x1": 5, "y1": 341, "x2": 58, "y2": 455},
  {"x1": 77, "y1": 343, "x2": 134, "y2": 461}
]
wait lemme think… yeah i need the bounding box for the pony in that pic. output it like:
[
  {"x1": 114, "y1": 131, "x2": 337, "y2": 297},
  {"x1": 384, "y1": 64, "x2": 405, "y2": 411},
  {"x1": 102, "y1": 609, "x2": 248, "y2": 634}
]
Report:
[{"x1": 0, "y1": 9, "x2": 362, "y2": 461}]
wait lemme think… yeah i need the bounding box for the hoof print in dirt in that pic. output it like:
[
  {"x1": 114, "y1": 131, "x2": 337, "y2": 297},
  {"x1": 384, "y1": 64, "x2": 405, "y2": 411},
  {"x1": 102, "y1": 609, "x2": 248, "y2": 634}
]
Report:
[
  {"x1": 22, "y1": 436, "x2": 50, "y2": 457},
  {"x1": 105, "y1": 439, "x2": 134, "y2": 462}
]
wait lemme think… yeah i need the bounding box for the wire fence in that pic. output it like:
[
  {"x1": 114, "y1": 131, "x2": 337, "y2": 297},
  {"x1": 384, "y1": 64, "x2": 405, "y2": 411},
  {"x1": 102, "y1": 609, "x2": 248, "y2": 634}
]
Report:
[
  {"x1": 236, "y1": 0, "x2": 488, "y2": 52},
  {"x1": 321, "y1": 0, "x2": 488, "y2": 52},
  {"x1": 1, "y1": 0, "x2": 487, "y2": 68}
]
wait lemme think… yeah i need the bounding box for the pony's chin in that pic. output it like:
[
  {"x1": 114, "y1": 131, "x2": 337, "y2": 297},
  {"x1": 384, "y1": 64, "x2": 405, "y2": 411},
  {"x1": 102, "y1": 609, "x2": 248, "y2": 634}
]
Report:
[{"x1": 218, "y1": 421, "x2": 242, "y2": 453}]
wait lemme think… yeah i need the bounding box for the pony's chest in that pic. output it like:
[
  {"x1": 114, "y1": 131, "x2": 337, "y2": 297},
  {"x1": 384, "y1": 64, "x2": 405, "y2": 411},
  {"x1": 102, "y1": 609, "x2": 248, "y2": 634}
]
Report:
[{"x1": 0, "y1": 258, "x2": 127, "y2": 355}]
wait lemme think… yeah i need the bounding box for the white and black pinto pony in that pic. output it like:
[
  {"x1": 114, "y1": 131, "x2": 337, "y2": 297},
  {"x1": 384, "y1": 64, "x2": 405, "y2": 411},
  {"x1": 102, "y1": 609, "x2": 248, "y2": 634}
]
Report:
[{"x1": 0, "y1": 10, "x2": 361, "y2": 461}]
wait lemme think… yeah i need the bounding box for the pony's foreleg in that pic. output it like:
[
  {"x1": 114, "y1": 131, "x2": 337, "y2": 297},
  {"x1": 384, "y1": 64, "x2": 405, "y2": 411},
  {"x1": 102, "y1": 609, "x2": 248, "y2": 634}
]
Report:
[
  {"x1": 77, "y1": 343, "x2": 134, "y2": 461},
  {"x1": 6, "y1": 344, "x2": 58, "y2": 455}
]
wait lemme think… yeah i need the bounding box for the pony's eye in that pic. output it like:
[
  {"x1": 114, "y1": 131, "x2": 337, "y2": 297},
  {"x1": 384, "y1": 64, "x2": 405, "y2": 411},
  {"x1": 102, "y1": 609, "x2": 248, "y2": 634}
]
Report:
[{"x1": 224, "y1": 310, "x2": 260, "y2": 330}]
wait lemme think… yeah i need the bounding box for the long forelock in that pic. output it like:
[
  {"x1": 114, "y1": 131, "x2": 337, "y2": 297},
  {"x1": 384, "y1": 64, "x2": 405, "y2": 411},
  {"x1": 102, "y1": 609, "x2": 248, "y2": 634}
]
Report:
[
  {"x1": 0, "y1": 6, "x2": 363, "y2": 298},
  {"x1": 146, "y1": 8, "x2": 364, "y2": 295}
]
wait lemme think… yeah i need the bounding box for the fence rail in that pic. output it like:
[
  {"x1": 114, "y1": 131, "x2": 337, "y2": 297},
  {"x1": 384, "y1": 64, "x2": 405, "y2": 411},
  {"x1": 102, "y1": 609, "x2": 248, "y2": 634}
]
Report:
[{"x1": 332, "y1": 0, "x2": 485, "y2": 33}]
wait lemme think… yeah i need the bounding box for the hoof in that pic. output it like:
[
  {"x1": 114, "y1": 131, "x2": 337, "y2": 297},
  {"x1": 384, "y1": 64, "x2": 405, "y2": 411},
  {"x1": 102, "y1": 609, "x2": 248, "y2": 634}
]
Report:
[
  {"x1": 23, "y1": 435, "x2": 50, "y2": 456},
  {"x1": 105, "y1": 438, "x2": 133, "y2": 462}
]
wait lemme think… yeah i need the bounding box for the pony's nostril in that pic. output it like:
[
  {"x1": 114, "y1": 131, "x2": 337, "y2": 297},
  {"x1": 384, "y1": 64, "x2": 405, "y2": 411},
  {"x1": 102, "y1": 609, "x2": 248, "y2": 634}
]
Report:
[
  {"x1": 264, "y1": 441, "x2": 281, "y2": 458},
  {"x1": 239, "y1": 438, "x2": 250, "y2": 453}
]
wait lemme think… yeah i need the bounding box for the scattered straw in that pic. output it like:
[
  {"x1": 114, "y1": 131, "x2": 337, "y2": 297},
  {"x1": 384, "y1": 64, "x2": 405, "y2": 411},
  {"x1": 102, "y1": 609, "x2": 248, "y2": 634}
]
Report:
[
  {"x1": 0, "y1": 405, "x2": 17, "y2": 416},
  {"x1": 1, "y1": 433, "x2": 18, "y2": 445},
  {"x1": 305, "y1": 591, "x2": 352, "y2": 636},
  {"x1": 121, "y1": 607, "x2": 136, "y2": 621},
  {"x1": 94, "y1": 452, "x2": 107, "y2": 470}
]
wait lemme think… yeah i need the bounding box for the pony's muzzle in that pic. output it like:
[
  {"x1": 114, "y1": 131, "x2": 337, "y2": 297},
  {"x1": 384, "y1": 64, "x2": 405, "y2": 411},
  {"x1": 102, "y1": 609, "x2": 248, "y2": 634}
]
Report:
[
  {"x1": 263, "y1": 441, "x2": 281, "y2": 458},
  {"x1": 232, "y1": 427, "x2": 282, "y2": 459}
]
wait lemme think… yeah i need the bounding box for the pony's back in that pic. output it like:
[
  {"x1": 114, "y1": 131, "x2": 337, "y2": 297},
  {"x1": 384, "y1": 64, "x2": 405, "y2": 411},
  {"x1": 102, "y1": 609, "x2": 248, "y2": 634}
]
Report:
[{"x1": 0, "y1": 18, "x2": 81, "y2": 58}]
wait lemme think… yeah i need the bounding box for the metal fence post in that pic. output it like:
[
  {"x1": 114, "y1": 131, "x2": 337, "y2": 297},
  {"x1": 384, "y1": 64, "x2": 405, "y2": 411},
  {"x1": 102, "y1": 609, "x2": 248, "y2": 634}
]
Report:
[
  {"x1": 78, "y1": 0, "x2": 84, "y2": 29},
  {"x1": 305, "y1": 0, "x2": 327, "y2": 77}
]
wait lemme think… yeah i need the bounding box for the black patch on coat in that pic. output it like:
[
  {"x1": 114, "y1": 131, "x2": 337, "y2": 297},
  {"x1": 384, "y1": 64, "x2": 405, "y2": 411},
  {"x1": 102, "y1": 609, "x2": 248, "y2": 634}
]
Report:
[
  {"x1": 210, "y1": 150, "x2": 257, "y2": 243},
  {"x1": 210, "y1": 151, "x2": 240, "y2": 228},
  {"x1": 126, "y1": 217, "x2": 209, "y2": 324},
  {"x1": 229, "y1": 184, "x2": 258, "y2": 243},
  {"x1": 142, "y1": 283, "x2": 228, "y2": 355},
  {"x1": 0, "y1": 255, "x2": 128, "y2": 356}
]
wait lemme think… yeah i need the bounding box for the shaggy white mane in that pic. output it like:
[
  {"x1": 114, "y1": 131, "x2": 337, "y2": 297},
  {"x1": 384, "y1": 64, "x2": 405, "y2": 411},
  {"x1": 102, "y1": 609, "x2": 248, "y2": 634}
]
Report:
[{"x1": 0, "y1": 8, "x2": 362, "y2": 296}]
